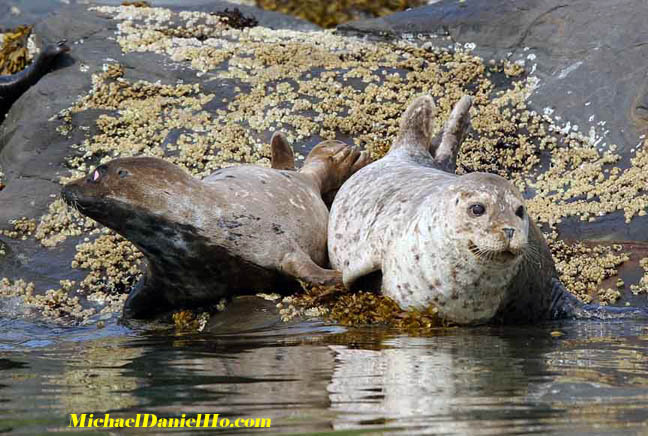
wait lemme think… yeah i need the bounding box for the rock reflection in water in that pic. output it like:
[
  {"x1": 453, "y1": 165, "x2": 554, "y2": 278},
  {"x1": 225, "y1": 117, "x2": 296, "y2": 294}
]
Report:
[
  {"x1": 52, "y1": 337, "x2": 141, "y2": 414},
  {"x1": 118, "y1": 329, "x2": 338, "y2": 433},
  {"x1": 538, "y1": 322, "x2": 648, "y2": 431}
]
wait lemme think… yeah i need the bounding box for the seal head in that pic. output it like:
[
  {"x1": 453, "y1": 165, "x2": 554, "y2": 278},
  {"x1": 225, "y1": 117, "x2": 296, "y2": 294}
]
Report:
[
  {"x1": 385, "y1": 171, "x2": 530, "y2": 324},
  {"x1": 449, "y1": 172, "x2": 528, "y2": 267},
  {"x1": 62, "y1": 157, "x2": 198, "y2": 235}
]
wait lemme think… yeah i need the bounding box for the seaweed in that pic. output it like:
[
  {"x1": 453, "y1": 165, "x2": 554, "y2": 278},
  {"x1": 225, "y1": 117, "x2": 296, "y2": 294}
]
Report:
[
  {"x1": 256, "y1": 0, "x2": 427, "y2": 28},
  {"x1": 212, "y1": 8, "x2": 259, "y2": 29},
  {"x1": 121, "y1": 1, "x2": 151, "y2": 7},
  {"x1": 0, "y1": 25, "x2": 32, "y2": 75}
]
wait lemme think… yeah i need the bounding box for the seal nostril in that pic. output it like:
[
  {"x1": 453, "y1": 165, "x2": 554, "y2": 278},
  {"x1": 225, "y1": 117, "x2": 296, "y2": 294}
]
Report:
[{"x1": 503, "y1": 228, "x2": 515, "y2": 239}]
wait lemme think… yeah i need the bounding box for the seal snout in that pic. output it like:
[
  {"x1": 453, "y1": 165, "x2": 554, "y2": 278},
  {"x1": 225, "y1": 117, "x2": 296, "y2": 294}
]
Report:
[
  {"x1": 61, "y1": 183, "x2": 79, "y2": 206},
  {"x1": 468, "y1": 237, "x2": 522, "y2": 265}
]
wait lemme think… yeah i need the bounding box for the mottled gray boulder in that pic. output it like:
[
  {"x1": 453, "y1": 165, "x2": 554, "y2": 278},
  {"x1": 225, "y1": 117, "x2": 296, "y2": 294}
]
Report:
[{"x1": 340, "y1": 0, "x2": 648, "y2": 156}]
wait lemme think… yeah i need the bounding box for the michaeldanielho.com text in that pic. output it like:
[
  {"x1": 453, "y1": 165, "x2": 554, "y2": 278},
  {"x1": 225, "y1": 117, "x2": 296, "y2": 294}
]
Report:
[{"x1": 68, "y1": 413, "x2": 271, "y2": 429}]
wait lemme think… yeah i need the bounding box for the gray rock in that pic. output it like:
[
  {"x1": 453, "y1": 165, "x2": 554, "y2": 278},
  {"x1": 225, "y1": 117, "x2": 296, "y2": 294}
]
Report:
[
  {"x1": 339, "y1": 0, "x2": 648, "y2": 154},
  {"x1": 339, "y1": 0, "x2": 648, "y2": 242}
]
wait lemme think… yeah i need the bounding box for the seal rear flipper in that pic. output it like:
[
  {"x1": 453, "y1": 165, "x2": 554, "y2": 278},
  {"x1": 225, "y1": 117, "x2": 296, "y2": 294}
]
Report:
[
  {"x1": 270, "y1": 132, "x2": 296, "y2": 170},
  {"x1": 390, "y1": 95, "x2": 437, "y2": 156},
  {"x1": 550, "y1": 278, "x2": 648, "y2": 320},
  {"x1": 280, "y1": 250, "x2": 344, "y2": 288},
  {"x1": 434, "y1": 95, "x2": 473, "y2": 173},
  {"x1": 300, "y1": 141, "x2": 369, "y2": 196}
]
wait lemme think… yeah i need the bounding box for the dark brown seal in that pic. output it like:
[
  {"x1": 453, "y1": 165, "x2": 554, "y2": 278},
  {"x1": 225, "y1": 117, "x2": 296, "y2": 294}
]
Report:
[
  {"x1": 0, "y1": 40, "x2": 70, "y2": 120},
  {"x1": 62, "y1": 134, "x2": 369, "y2": 318}
]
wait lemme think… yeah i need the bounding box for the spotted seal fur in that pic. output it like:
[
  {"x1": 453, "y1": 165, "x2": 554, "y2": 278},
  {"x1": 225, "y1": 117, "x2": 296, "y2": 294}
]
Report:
[
  {"x1": 62, "y1": 134, "x2": 369, "y2": 318},
  {"x1": 329, "y1": 95, "x2": 648, "y2": 325},
  {"x1": 0, "y1": 40, "x2": 70, "y2": 120}
]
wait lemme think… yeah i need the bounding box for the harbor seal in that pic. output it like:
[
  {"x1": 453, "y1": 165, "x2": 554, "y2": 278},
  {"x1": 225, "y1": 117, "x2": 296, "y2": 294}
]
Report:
[
  {"x1": 329, "y1": 95, "x2": 648, "y2": 325},
  {"x1": 62, "y1": 134, "x2": 369, "y2": 318},
  {"x1": 0, "y1": 40, "x2": 70, "y2": 120}
]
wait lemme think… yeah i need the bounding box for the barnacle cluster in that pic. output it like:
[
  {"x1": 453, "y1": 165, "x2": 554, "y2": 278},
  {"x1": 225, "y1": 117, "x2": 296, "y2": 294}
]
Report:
[{"x1": 549, "y1": 239, "x2": 630, "y2": 304}]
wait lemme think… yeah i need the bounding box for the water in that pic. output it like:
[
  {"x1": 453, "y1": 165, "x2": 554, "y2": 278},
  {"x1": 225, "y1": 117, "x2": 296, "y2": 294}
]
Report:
[{"x1": 2, "y1": 318, "x2": 648, "y2": 435}]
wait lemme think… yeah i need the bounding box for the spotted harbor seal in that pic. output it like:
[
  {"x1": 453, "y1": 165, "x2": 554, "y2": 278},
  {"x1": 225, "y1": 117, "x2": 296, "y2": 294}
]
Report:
[
  {"x1": 329, "y1": 95, "x2": 648, "y2": 325},
  {"x1": 62, "y1": 133, "x2": 369, "y2": 318},
  {"x1": 0, "y1": 40, "x2": 70, "y2": 120}
]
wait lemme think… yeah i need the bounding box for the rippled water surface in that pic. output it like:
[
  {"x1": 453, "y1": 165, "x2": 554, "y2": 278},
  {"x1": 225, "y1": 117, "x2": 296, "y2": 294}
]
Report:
[{"x1": 2, "y1": 318, "x2": 648, "y2": 435}]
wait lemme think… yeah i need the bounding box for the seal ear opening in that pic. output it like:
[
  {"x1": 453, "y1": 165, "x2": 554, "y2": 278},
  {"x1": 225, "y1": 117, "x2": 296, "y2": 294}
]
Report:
[
  {"x1": 391, "y1": 95, "x2": 437, "y2": 155},
  {"x1": 270, "y1": 132, "x2": 296, "y2": 170}
]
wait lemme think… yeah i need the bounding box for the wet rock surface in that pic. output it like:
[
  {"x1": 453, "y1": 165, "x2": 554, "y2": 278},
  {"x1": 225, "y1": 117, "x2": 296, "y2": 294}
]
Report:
[{"x1": 1, "y1": 0, "x2": 647, "y2": 324}]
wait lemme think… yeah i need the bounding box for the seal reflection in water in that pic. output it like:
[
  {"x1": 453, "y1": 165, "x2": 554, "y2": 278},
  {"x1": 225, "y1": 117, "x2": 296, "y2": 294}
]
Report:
[
  {"x1": 62, "y1": 134, "x2": 369, "y2": 318},
  {"x1": 328, "y1": 95, "x2": 648, "y2": 325}
]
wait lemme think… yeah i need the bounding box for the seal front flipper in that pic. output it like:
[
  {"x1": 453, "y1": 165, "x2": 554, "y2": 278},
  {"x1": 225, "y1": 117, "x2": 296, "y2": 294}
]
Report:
[
  {"x1": 121, "y1": 262, "x2": 185, "y2": 320},
  {"x1": 434, "y1": 95, "x2": 473, "y2": 172},
  {"x1": 270, "y1": 131, "x2": 295, "y2": 170},
  {"x1": 121, "y1": 278, "x2": 166, "y2": 320},
  {"x1": 280, "y1": 250, "x2": 344, "y2": 288}
]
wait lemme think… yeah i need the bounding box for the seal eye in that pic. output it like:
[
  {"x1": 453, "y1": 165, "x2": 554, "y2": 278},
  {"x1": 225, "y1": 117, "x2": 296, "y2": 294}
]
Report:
[
  {"x1": 469, "y1": 203, "x2": 486, "y2": 217},
  {"x1": 117, "y1": 169, "x2": 130, "y2": 178},
  {"x1": 515, "y1": 205, "x2": 525, "y2": 219},
  {"x1": 87, "y1": 165, "x2": 107, "y2": 183}
]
